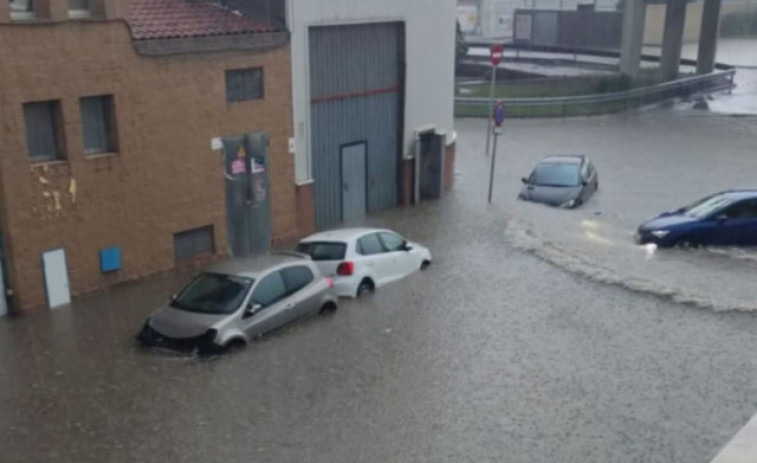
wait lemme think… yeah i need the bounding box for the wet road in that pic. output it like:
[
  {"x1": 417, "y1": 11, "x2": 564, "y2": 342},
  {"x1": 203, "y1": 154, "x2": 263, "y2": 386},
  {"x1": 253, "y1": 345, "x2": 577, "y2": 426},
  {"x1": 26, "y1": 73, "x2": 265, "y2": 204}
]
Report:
[{"x1": 3, "y1": 109, "x2": 757, "y2": 462}]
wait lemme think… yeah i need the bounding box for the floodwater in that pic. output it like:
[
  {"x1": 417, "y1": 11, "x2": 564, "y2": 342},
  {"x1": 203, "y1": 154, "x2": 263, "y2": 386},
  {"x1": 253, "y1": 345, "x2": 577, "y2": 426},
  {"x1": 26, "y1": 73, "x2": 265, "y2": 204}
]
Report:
[{"x1": 3, "y1": 102, "x2": 757, "y2": 462}]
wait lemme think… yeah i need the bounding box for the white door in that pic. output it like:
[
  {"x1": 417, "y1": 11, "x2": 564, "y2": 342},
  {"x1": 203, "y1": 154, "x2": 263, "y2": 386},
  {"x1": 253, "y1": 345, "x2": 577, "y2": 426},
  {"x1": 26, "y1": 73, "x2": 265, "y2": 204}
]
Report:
[
  {"x1": 42, "y1": 249, "x2": 71, "y2": 309},
  {"x1": 378, "y1": 232, "x2": 413, "y2": 282},
  {"x1": 0, "y1": 263, "x2": 7, "y2": 316}
]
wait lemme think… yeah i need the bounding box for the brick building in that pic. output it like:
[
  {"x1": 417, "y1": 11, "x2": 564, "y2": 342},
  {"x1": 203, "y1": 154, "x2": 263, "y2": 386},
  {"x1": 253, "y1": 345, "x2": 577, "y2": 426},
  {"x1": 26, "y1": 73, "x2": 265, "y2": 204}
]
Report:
[{"x1": 0, "y1": 0, "x2": 295, "y2": 314}]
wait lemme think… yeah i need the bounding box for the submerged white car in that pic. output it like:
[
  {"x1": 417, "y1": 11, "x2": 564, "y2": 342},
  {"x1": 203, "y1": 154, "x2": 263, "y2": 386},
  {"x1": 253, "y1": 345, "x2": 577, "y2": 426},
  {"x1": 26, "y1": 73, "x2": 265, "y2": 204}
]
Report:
[{"x1": 296, "y1": 228, "x2": 432, "y2": 298}]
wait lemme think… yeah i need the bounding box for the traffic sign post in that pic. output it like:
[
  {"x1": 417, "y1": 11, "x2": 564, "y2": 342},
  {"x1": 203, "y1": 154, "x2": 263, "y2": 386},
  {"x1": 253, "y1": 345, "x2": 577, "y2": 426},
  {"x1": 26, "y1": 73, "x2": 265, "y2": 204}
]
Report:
[
  {"x1": 484, "y1": 44, "x2": 504, "y2": 157},
  {"x1": 488, "y1": 101, "x2": 505, "y2": 204}
]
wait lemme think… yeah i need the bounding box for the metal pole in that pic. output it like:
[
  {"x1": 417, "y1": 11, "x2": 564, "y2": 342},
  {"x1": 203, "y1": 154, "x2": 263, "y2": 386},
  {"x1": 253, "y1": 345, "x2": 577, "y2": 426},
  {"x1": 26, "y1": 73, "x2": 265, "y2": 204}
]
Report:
[
  {"x1": 488, "y1": 132, "x2": 500, "y2": 204},
  {"x1": 484, "y1": 64, "x2": 497, "y2": 156}
]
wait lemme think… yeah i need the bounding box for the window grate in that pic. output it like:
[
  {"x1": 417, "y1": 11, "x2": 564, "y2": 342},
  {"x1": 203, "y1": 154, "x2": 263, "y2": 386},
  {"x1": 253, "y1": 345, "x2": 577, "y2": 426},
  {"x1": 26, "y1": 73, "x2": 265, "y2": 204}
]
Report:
[
  {"x1": 226, "y1": 68, "x2": 264, "y2": 103},
  {"x1": 174, "y1": 226, "x2": 215, "y2": 262}
]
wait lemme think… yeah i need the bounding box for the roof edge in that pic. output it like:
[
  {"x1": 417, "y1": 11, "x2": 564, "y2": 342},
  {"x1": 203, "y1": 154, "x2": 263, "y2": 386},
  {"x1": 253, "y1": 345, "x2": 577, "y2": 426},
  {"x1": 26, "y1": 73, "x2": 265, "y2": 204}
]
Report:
[{"x1": 134, "y1": 30, "x2": 289, "y2": 56}]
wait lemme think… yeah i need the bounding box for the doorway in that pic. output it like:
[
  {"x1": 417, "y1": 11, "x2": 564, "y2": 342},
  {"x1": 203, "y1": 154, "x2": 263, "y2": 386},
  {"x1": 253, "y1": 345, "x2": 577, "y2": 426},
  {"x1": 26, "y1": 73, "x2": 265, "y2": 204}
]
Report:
[
  {"x1": 418, "y1": 132, "x2": 445, "y2": 200},
  {"x1": 42, "y1": 248, "x2": 71, "y2": 309},
  {"x1": 340, "y1": 142, "x2": 368, "y2": 223}
]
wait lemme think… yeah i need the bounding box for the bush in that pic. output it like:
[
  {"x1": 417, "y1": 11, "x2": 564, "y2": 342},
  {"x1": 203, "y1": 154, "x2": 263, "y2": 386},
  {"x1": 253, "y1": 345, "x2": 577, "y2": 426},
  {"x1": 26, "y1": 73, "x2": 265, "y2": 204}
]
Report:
[
  {"x1": 721, "y1": 11, "x2": 757, "y2": 37},
  {"x1": 594, "y1": 75, "x2": 632, "y2": 94}
]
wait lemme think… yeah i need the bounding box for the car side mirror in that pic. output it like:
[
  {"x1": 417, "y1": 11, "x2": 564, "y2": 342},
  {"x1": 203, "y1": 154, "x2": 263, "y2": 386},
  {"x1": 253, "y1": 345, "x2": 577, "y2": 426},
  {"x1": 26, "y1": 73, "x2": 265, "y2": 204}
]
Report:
[
  {"x1": 244, "y1": 303, "x2": 263, "y2": 319},
  {"x1": 582, "y1": 180, "x2": 589, "y2": 186},
  {"x1": 404, "y1": 242, "x2": 414, "y2": 252},
  {"x1": 521, "y1": 177, "x2": 528, "y2": 185},
  {"x1": 170, "y1": 294, "x2": 177, "y2": 301}
]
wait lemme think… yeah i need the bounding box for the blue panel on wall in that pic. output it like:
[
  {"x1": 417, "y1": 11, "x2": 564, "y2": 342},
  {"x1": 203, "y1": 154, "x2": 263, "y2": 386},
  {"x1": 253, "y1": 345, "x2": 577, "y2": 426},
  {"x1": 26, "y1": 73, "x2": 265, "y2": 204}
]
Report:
[{"x1": 100, "y1": 247, "x2": 121, "y2": 273}]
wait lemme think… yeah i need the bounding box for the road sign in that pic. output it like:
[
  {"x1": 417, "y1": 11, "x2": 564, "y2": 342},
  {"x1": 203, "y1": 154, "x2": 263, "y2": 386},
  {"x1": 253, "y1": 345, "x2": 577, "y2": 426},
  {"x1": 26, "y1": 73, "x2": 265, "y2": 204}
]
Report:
[
  {"x1": 490, "y1": 44, "x2": 504, "y2": 67},
  {"x1": 493, "y1": 101, "x2": 505, "y2": 127}
]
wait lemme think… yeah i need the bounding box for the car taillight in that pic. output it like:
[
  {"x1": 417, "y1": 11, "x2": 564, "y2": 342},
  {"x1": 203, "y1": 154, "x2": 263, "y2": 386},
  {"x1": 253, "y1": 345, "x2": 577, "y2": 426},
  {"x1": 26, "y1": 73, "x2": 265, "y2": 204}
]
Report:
[
  {"x1": 336, "y1": 261, "x2": 354, "y2": 276},
  {"x1": 325, "y1": 277, "x2": 335, "y2": 287}
]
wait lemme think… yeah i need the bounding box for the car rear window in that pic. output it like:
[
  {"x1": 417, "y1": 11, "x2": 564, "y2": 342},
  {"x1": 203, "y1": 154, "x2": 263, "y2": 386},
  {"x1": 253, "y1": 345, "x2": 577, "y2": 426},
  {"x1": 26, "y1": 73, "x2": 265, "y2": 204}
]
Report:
[{"x1": 296, "y1": 242, "x2": 346, "y2": 261}]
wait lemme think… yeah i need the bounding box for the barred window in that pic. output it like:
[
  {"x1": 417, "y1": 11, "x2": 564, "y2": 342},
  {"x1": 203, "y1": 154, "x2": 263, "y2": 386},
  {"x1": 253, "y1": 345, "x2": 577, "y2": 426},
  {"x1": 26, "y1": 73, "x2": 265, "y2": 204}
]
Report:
[{"x1": 226, "y1": 68, "x2": 264, "y2": 103}]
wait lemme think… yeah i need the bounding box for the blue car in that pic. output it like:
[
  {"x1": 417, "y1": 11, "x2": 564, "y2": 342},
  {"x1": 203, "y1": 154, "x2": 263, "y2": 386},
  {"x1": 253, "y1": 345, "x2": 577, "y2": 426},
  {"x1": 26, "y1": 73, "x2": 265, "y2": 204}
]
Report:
[{"x1": 636, "y1": 190, "x2": 757, "y2": 248}]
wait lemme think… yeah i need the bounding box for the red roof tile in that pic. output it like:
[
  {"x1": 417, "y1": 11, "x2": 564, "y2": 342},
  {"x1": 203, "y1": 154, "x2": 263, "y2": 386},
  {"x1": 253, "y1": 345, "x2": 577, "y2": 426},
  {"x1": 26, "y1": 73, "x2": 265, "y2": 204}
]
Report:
[{"x1": 129, "y1": 0, "x2": 279, "y2": 40}]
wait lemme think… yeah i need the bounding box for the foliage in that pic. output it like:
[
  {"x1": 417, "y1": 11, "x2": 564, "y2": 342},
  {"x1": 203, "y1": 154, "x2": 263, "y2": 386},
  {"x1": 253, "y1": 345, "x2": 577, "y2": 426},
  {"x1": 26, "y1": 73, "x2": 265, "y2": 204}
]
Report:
[{"x1": 721, "y1": 10, "x2": 757, "y2": 37}]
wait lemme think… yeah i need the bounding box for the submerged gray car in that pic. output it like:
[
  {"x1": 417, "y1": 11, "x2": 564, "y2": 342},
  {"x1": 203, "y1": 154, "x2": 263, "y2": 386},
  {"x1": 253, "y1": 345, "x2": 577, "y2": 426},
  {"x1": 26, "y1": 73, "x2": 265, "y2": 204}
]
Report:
[
  {"x1": 137, "y1": 253, "x2": 338, "y2": 354},
  {"x1": 519, "y1": 155, "x2": 599, "y2": 208}
]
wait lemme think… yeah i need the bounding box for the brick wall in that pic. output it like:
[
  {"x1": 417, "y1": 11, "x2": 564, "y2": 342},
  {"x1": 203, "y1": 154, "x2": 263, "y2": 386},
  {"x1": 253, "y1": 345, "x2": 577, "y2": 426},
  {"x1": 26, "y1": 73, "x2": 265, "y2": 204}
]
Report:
[
  {"x1": 444, "y1": 141, "x2": 456, "y2": 191},
  {"x1": 0, "y1": 21, "x2": 295, "y2": 312}
]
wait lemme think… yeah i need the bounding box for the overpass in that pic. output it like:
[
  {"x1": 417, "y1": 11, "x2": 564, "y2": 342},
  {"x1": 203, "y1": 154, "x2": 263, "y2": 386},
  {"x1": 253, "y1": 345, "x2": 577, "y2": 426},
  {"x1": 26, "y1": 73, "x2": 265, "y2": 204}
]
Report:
[{"x1": 621, "y1": 0, "x2": 723, "y2": 79}]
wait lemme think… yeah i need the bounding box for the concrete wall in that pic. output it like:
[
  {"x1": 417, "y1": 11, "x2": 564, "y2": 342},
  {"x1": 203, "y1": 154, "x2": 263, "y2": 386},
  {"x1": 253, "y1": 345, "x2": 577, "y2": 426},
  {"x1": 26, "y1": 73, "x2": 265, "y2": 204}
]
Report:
[
  {"x1": 0, "y1": 20, "x2": 295, "y2": 311},
  {"x1": 645, "y1": 1, "x2": 755, "y2": 45},
  {"x1": 287, "y1": 0, "x2": 457, "y2": 184}
]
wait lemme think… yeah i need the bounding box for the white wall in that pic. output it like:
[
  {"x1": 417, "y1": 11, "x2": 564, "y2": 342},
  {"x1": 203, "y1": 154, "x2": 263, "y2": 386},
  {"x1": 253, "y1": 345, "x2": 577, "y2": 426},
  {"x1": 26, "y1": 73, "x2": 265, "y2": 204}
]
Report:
[{"x1": 288, "y1": 0, "x2": 457, "y2": 182}]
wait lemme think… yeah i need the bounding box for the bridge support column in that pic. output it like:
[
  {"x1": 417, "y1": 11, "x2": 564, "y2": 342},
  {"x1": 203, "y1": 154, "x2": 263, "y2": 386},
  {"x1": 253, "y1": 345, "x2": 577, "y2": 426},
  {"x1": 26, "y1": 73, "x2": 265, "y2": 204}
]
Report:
[
  {"x1": 620, "y1": 0, "x2": 647, "y2": 79},
  {"x1": 660, "y1": 0, "x2": 688, "y2": 81},
  {"x1": 697, "y1": 0, "x2": 722, "y2": 74}
]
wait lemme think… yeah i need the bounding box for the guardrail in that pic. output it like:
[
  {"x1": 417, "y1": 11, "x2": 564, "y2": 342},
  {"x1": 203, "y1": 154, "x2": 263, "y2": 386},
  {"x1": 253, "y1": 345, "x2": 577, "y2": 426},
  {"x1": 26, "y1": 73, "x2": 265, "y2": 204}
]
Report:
[{"x1": 455, "y1": 43, "x2": 737, "y2": 117}]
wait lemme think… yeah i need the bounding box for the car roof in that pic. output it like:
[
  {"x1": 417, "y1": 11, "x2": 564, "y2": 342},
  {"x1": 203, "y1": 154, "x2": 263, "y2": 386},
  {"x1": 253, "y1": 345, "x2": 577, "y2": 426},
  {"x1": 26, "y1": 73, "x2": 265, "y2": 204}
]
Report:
[
  {"x1": 715, "y1": 189, "x2": 757, "y2": 201},
  {"x1": 207, "y1": 253, "x2": 310, "y2": 279},
  {"x1": 299, "y1": 227, "x2": 390, "y2": 243},
  {"x1": 539, "y1": 155, "x2": 585, "y2": 165}
]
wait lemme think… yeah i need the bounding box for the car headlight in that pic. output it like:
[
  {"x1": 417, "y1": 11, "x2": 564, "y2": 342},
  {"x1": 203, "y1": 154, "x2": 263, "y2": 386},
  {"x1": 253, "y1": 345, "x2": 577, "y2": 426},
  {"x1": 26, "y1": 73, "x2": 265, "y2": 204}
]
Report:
[
  {"x1": 560, "y1": 199, "x2": 576, "y2": 208},
  {"x1": 650, "y1": 230, "x2": 670, "y2": 239}
]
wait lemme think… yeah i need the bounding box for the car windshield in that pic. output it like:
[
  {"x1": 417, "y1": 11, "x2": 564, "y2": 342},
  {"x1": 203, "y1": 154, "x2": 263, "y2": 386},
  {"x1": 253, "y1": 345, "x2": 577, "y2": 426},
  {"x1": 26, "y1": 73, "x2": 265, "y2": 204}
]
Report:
[
  {"x1": 170, "y1": 273, "x2": 254, "y2": 315},
  {"x1": 530, "y1": 163, "x2": 581, "y2": 187},
  {"x1": 296, "y1": 242, "x2": 346, "y2": 261},
  {"x1": 683, "y1": 195, "x2": 735, "y2": 219}
]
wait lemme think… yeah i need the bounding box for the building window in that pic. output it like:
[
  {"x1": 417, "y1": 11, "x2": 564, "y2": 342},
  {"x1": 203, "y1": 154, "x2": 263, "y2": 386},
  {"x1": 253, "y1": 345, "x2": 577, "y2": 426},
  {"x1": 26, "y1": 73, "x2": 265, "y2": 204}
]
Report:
[
  {"x1": 23, "y1": 101, "x2": 65, "y2": 163},
  {"x1": 68, "y1": 0, "x2": 91, "y2": 18},
  {"x1": 9, "y1": 0, "x2": 34, "y2": 20},
  {"x1": 226, "y1": 68, "x2": 264, "y2": 103},
  {"x1": 174, "y1": 226, "x2": 215, "y2": 262},
  {"x1": 80, "y1": 95, "x2": 117, "y2": 155}
]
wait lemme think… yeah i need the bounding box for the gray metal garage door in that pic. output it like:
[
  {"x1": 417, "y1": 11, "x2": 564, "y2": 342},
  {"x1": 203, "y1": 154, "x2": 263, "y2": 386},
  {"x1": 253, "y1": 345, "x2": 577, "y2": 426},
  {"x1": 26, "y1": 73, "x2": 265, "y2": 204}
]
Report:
[{"x1": 309, "y1": 22, "x2": 404, "y2": 230}]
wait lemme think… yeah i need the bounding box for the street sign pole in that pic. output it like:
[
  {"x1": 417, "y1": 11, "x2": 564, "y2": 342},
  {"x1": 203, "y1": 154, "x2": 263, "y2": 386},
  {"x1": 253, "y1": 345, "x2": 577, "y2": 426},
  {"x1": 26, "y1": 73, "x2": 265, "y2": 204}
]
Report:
[
  {"x1": 485, "y1": 44, "x2": 503, "y2": 156},
  {"x1": 488, "y1": 101, "x2": 505, "y2": 204},
  {"x1": 488, "y1": 131, "x2": 500, "y2": 204}
]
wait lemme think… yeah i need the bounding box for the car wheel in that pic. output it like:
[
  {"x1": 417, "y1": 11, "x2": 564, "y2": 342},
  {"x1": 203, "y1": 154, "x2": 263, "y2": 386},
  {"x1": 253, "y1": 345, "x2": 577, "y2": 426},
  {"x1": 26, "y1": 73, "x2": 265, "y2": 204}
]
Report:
[
  {"x1": 319, "y1": 302, "x2": 338, "y2": 316},
  {"x1": 357, "y1": 279, "x2": 375, "y2": 298},
  {"x1": 420, "y1": 260, "x2": 431, "y2": 271},
  {"x1": 676, "y1": 236, "x2": 700, "y2": 249},
  {"x1": 223, "y1": 339, "x2": 246, "y2": 354}
]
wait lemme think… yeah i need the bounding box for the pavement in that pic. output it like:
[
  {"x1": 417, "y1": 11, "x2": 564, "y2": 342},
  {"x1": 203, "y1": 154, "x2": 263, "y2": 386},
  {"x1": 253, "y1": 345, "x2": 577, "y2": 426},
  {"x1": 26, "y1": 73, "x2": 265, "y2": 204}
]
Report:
[{"x1": 3, "y1": 100, "x2": 757, "y2": 462}]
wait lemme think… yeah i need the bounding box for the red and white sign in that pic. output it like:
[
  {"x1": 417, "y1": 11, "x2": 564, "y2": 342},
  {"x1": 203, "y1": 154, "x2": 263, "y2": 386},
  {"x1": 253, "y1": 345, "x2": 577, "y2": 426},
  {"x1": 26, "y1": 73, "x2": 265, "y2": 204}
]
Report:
[
  {"x1": 231, "y1": 159, "x2": 245, "y2": 175},
  {"x1": 490, "y1": 44, "x2": 504, "y2": 67}
]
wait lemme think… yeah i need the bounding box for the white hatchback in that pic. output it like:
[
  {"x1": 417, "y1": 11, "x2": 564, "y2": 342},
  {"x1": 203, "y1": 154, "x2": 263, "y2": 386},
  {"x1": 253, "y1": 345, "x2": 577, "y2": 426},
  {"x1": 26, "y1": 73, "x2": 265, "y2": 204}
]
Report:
[{"x1": 296, "y1": 228, "x2": 433, "y2": 298}]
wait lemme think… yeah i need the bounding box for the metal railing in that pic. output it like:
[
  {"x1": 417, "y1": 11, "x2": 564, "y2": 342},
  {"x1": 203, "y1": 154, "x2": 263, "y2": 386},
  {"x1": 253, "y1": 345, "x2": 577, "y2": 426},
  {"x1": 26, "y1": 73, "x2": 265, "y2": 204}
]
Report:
[{"x1": 455, "y1": 43, "x2": 737, "y2": 117}]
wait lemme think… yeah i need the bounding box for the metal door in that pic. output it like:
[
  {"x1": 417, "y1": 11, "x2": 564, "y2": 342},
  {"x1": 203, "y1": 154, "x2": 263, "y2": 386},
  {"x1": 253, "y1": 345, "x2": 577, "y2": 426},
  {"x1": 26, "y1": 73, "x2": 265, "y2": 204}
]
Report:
[
  {"x1": 419, "y1": 133, "x2": 444, "y2": 200},
  {"x1": 223, "y1": 133, "x2": 272, "y2": 257},
  {"x1": 42, "y1": 248, "x2": 71, "y2": 309},
  {"x1": 341, "y1": 143, "x2": 367, "y2": 222},
  {"x1": 0, "y1": 261, "x2": 6, "y2": 316},
  {"x1": 310, "y1": 23, "x2": 403, "y2": 230}
]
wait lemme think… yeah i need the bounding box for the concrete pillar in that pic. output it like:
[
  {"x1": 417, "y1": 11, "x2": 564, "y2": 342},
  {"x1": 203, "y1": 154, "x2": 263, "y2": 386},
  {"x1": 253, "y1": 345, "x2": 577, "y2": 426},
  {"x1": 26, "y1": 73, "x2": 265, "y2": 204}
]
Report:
[
  {"x1": 619, "y1": 0, "x2": 647, "y2": 79},
  {"x1": 696, "y1": 0, "x2": 722, "y2": 74},
  {"x1": 659, "y1": 0, "x2": 688, "y2": 81}
]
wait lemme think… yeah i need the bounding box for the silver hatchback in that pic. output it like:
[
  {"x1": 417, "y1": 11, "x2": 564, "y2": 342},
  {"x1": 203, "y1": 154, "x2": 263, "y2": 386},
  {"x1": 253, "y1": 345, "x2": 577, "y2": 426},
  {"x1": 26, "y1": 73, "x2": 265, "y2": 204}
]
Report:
[{"x1": 137, "y1": 253, "x2": 338, "y2": 354}]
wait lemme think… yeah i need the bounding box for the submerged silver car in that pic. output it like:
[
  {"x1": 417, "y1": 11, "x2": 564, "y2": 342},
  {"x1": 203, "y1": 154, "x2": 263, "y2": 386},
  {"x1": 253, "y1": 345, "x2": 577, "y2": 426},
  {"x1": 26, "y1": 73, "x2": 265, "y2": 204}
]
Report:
[{"x1": 137, "y1": 253, "x2": 338, "y2": 354}]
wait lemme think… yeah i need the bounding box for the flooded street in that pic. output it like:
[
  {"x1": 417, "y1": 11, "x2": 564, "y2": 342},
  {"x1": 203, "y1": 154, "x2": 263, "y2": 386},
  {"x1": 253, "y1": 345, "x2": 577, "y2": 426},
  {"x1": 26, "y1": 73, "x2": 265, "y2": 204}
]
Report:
[{"x1": 4, "y1": 103, "x2": 757, "y2": 461}]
